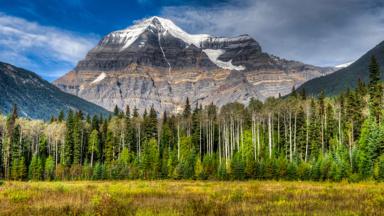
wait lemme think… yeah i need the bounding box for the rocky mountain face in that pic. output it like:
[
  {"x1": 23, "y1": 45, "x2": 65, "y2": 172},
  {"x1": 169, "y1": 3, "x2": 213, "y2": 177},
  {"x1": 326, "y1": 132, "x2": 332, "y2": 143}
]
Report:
[
  {"x1": 0, "y1": 62, "x2": 109, "y2": 119},
  {"x1": 298, "y1": 40, "x2": 384, "y2": 96},
  {"x1": 54, "y1": 16, "x2": 334, "y2": 113}
]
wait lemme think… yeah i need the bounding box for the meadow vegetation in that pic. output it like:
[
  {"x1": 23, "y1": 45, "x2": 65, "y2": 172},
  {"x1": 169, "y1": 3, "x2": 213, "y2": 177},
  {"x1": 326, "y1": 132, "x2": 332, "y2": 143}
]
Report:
[{"x1": 0, "y1": 180, "x2": 384, "y2": 215}]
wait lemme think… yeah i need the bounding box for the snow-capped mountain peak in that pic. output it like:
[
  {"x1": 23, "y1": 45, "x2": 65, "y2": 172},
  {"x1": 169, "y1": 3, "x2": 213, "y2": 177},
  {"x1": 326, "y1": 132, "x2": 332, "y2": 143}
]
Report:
[
  {"x1": 94, "y1": 16, "x2": 256, "y2": 71},
  {"x1": 104, "y1": 16, "x2": 210, "y2": 50},
  {"x1": 56, "y1": 16, "x2": 335, "y2": 115}
]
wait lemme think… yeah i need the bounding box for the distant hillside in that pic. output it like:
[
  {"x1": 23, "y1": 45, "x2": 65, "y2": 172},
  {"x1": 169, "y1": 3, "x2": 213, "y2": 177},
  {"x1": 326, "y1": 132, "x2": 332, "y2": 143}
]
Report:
[
  {"x1": 0, "y1": 62, "x2": 110, "y2": 120},
  {"x1": 297, "y1": 41, "x2": 384, "y2": 96}
]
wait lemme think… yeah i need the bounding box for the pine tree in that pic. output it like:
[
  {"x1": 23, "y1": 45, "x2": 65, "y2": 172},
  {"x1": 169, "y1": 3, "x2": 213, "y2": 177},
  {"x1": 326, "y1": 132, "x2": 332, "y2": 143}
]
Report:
[
  {"x1": 29, "y1": 155, "x2": 43, "y2": 180},
  {"x1": 183, "y1": 98, "x2": 192, "y2": 136},
  {"x1": 44, "y1": 156, "x2": 55, "y2": 180},
  {"x1": 113, "y1": 105, "x2": 120, "y2": 116},
  {"x1": 63, "y1": 110, "x2": 74, "y2": 166},
  {"x1": 18, "y1": 156, "x2": 26, "y2": 180},
  {"x1": 105, "y1": 131, "x2": 114, "y2": 165},
  {"x1": 58, "y1": 110, "x2": 65, "y2": 122},
  {"x1": 183, "y1": 97, "x2": 191, "y2": 118},
  {"x1": 291, "y1": 86, "x2": 298, "y2": 98},
  {"x1": 72, "y1": 114, "x2": 82, "y2": 165},
  {"x1": 143, "y1": 106, "x2": 158, "y2": 141},
  {"x1": 309, "y1": 99, "x2": 321, "y2": 159},
  {"x1": 4, "y1": 104, "x2": 18, "y2": 179},
  {"x1": 368, "y1": 56, "x2": 382, "y2": 123}
]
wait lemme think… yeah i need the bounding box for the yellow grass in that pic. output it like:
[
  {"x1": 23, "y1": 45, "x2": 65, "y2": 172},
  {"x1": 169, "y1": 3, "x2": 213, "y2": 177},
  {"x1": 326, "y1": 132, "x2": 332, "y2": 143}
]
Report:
[{"x1": 0, "y1": 180, "x2": 384, "y2": 215}]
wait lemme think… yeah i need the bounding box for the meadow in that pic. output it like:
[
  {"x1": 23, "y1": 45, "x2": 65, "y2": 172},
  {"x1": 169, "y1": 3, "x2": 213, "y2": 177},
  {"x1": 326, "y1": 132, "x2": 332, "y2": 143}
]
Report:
[{"x1": 0, "y1": 180, "x2": 384, "y2": 215}]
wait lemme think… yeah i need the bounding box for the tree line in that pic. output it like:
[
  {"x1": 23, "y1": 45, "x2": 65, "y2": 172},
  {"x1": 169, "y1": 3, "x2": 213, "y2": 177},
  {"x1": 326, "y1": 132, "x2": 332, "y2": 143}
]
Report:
[{"x1": 1, "y1": 56, "x2": 384, "y2": 182}]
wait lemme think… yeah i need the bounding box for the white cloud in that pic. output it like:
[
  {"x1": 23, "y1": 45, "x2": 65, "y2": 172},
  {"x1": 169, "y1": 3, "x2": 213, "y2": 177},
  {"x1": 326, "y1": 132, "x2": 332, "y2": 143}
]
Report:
[
  {"x1": 161, "y1": 0, "x2": 384, "y2": 67},
  {"x1": 0, "y1": 13, "x2": 98, "y2": 79}
]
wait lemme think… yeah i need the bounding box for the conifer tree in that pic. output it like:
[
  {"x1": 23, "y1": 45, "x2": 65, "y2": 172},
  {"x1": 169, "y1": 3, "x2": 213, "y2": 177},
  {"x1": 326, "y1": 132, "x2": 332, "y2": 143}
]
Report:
[
  {"x1": 72, "y1": 113, "x2": 82, "y2": 164},
  {"x1": 63, "y1": 110, "x2": 74, "y2": 166},
  {"x1": 44, "y1": 156, "x2": 55, "y2": 180},
  {"x1": 105, "y1": 131, "x2": 114, "y2": 165},
  {"x1": 113, "y1": 105, "x2": 120, "y2": 116},
  {"x1": 368, "y1": 56, "x2": 382, "y2": 123},
  {"x1": 58, "y1": 110, "x2": 65, "y2": 122}
]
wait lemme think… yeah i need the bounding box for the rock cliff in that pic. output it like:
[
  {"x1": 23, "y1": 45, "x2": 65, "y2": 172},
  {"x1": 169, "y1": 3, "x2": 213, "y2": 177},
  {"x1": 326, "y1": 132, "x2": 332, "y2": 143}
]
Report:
[{"x1": 54, "y1": 16, "x2": 334, "y2": 113}]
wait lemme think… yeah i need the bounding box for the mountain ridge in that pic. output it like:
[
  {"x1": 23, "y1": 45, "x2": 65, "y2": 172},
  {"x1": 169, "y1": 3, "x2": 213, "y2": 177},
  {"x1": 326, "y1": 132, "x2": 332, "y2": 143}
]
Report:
[
  {"x1": 0, "y1": 61, "x2": 110, "y2": 119},
  {"x1": 297, "y1": 40, "x2": 384, "y2": 96},
  {"x1": 54, "y1": 16, "x2": 335, "y2": 113}
]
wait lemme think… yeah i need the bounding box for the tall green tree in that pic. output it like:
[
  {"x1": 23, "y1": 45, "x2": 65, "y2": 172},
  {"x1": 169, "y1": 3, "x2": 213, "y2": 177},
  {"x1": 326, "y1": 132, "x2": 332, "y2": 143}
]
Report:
[
  {"x1": 368, "y1": 56, "x2": 382, "y2": 123},
  {"x1": 89, "y1": 129, "x2": 99, "y2": 167}
]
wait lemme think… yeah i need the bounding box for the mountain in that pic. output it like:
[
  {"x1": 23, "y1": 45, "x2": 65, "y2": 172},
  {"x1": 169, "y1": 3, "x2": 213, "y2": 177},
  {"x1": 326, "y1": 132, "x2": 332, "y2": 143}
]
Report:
[
  {"x1": 0, "y1": 62, "x2": 110, "y2": 119},
  {"x1": 298, "y1": 41, "x2": 384, "y2": 96},
  {"x1": 54, "y1": 16, "x2": 334, "y2": 113}
]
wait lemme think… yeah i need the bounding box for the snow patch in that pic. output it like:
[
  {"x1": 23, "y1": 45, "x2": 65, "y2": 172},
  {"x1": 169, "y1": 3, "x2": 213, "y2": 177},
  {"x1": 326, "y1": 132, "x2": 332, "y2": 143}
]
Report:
[
  {"x1": 110, "y1": 16, "x2": 210, "y2": 51},
  {"x1": 138, "y1": 41, "x2": 146, "y2": 48},
  {"x1": 203, "y1": 49, "x2": 245, "y2": 71},
  {"x1": 21, "y1": 110, "x2": 29, "y2": 118},
  {"x1": 335, "y1": 61, "x2": 354, "y2": 69},
  {"x1": 158, "y1": 32, "x2": 172, "y2": 75},
  {"x1": 151, "y1": 16, "x2": 210, "y2": 47},
  {"x1": 91, "y1": 72, "x2": 106, "y2": 84}
]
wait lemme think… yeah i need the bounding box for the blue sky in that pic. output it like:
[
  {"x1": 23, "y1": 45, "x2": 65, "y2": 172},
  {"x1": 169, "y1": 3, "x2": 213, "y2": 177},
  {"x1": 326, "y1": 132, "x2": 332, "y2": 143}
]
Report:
[
  {"x1": 1, "y1": 0, "x2": 383, "y2": 81},
  {"x1": 0, "y1": 0, "x2": 227, "y2": 81}
]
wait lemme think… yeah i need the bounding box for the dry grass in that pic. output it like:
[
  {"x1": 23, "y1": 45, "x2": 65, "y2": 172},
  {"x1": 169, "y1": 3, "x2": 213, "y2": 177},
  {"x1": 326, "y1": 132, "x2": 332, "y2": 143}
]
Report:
[{"x1": 0, "y1": 180, "x2": 384, "y2": 215}]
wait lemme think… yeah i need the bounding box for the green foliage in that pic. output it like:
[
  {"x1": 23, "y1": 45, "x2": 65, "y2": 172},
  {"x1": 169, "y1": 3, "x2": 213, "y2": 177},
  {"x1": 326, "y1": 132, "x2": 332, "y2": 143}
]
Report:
[
  {"x1": 141, "y1": 138, "x2": 160, "y2": 179},
  {"x1": 44, "y1": 156, "x2": 55, "y2": 181},
  {"x1": 374, "y1": 155, "x2": 384, "y2": 181},
  {"x1": 11, "y1": 157, "x2": 26, "y2": 180},
  {"x1": 92, "y1": 163, "x2": 105, "y2": 180},
  {"x1": 231, "y1": 152, "x2": 245, "y2": 180},
  {"x1": 368, "y1": 56, "x2": 383, "y2": 122},
  {"x1": 29, "y1": 155, "x2": 43, "y2": 181},
  {"x1": 88, "y1": 129, "x2": 99, "y2": 166},
  {"x1": 2, "y1": 57, "x2": 384, "y2": 182}
]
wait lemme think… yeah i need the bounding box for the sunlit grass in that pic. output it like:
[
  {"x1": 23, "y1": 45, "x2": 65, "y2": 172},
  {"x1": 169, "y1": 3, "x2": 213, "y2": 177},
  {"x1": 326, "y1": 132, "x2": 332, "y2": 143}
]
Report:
[{"x1": 0, "y1": 180, "x2": 383, "y2": 215}]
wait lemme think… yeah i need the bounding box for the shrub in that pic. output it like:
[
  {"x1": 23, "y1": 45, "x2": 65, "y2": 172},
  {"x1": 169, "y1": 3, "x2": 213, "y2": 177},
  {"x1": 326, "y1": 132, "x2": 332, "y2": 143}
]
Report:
[{"x1": 286, "y1": 162, "x2": 297, "y2": 180}]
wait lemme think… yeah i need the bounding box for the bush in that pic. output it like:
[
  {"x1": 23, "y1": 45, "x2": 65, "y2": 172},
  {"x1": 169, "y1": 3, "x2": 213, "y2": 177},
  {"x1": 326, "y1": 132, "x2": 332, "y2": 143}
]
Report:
[
  {"x1": 93, "y1": 163, "x2": 105, "y2": 180},
  {"x1": 231, "y1": 152, "x2": 245, "y2": 180},
  {"x1": 348, "y1": 173, "x2": 361, "y2": 183},
  {"x1": 286, "y1": 162, "x2": 297, "y2": 180},
  {"x1": 217, "y1": 163, "x2": 228, "y2": 180},
  {"x1": 297, "y1": 162, "x2": 311, "y2": 180}
]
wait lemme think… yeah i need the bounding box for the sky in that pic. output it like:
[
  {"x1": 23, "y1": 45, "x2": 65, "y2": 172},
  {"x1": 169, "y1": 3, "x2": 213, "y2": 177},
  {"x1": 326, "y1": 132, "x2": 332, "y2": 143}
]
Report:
[{"x1": 0, "y1": 0, "x2": 383, "y2": 81}]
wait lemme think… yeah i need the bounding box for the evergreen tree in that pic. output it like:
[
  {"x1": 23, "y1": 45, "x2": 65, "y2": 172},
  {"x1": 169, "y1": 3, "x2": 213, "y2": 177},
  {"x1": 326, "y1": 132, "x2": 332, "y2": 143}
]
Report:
[
  {"x1": 63, "y1": 110, "x2": 74, "y2": 166},
  {"x1": 143, "y1": 106, "x2": 158, "y2": 141},
  {"x1": 29, "y1": 155, "x2": 43, "y2": 180},
  {"x1": 368, "y1": 56, "x2": 382, "y2": 123},
  {"x1": 105, "y1": 131, "x2": 114, "y2": 165},
  {"x1": 44, "y1": 156, "x2": 55, "y2": 180},
  {"x1": 72, "y1": 114, "x2": 82, "y2": 164},
  {"x1": 113, "y1": 105, "x2": 120, "y2": 116},
  {"x1": 58, "y1": 110, "x2": 65, "y2": 122}
]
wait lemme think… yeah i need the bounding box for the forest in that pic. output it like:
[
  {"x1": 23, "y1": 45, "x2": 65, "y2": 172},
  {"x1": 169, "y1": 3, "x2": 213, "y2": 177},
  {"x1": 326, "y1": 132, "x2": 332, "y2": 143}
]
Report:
[{"x1": 0, "y1": 56, "x2": 383, "y2": 182}]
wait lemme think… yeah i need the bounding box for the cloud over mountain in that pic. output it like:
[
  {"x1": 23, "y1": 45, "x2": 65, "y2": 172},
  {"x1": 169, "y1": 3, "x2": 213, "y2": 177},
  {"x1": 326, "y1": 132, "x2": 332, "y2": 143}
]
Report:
[
  {"x1": 0, "y1": 13, "x2": 98, "y2": 80},
  {"x1": 162, "y1": 0, "x2": 384, "y2": 66}
]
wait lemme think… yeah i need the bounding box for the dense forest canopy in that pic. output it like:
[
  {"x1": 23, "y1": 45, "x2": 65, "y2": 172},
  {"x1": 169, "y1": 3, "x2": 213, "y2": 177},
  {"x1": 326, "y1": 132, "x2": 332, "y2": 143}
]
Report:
[{"x1": 1, "y1": 56, "x2": 384, "y2": 182}]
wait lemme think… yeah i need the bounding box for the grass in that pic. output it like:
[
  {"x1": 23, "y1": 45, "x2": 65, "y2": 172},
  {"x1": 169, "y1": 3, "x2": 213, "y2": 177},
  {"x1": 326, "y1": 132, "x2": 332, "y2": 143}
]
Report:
[{"x1": 0, "y1": 180, "x2": 384, "y2": 215}]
